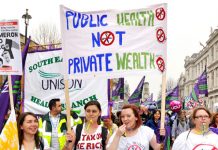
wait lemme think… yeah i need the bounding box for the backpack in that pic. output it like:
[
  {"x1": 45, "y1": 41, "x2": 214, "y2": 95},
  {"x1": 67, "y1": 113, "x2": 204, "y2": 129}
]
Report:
[
  {"x1": 176, "y1": 118, "x2": 188, "y2": 127},
  {"x1": 74, "y1": 124, "x2": 108, "y2": 150}
]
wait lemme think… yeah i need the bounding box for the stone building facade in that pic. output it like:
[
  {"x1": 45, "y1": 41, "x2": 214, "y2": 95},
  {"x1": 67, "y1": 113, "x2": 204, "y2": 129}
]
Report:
[
  {"x1": 142, "y1": 82, "x2": 150, "y2": 102},
  {"x1": 178, "y1": 29, "x2": 218, "y2": 112}
]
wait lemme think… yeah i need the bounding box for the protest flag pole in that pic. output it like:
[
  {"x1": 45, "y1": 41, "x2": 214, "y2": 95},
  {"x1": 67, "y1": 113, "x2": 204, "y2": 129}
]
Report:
[
  {"x1": 160, "y1": 72, "x2": 166, "y2": 128},
  {"x1": 8, "y1": 75, "x2": 15, "y2": 111},
  {"x1": 109, "y1": 79, "x2": 113, "y2": 119},
  {"x1": 0, "y1": 75, "x2": 19, "y2": 149},
  {"x1": 64, "y1": 77, "x2": 71, "y2": 132},
  {"x1": 160, "y1": 72, "x2": 166, "y2": 149}
]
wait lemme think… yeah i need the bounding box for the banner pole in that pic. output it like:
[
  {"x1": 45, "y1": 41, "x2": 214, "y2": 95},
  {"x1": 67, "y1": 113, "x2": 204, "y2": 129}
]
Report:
[
  {"x1": 109, "y1": 79, "x2": 113, "y2": 118},
  {"x1": 8, "y1": 75, "x2": 14, "y2": 110},
  {"x1": 160, "y1": 72, "x2": 166, "y2": 128},
  {"x1": 160, "y1": 72, "x2": 166, "y2": 149},
  {"x1": 64, "y1": 77, "x2": 71, "y2": 131}
]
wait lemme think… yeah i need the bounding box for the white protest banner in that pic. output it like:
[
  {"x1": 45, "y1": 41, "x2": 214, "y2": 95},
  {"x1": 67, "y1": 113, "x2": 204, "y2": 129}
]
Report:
[
  {"x1": 24, "y1": 50, "x2": 108, "y2": 116},
  {"x1": 0, "y1": 20, "x2": 22, "y2": 75},
  {"x1": 60, "y1": 4, "x2": 167, "y2": 78}
]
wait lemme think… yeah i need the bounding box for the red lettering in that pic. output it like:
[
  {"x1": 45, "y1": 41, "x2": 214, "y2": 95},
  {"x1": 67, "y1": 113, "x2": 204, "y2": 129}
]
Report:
[
  {"x1": 81, "y1": 134, "x2": 86, "y2": 141},
  {"x1": 90, "y1": 134, "x2": 95, "y2": 140},
  {"x1": 95, "y1": 142, "x2": 102, "y2": 148},
  {"x1": 76, "y1": 143, "x2": 79, "y2": 149},
  {"x1": 78, "y1": 143, "x2": 85, "y2": 149},
  {"x1": 92, "y1": 143, "x2": 95, "y2": 149},
  {"x1": 86, "y1": 143, "x2": 91, "y2": 149},
  {"x1": 87, "y1": 135, "x2": 91, "y2": 141},
  {"x1": 96, "y1": 133, "x2": 102, "y2": 139}
]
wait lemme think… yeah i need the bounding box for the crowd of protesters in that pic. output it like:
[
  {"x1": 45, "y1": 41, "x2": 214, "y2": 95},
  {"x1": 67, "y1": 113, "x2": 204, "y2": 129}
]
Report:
[{"x1": 3, "y1": 99, "x2": 218, "y2": 150}]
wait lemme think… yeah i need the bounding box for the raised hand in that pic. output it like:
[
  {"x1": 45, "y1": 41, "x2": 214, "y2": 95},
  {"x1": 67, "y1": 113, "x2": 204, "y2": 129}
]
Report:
[{"x1": 116, "y1": 124, "x2": 126, "y2": 137}]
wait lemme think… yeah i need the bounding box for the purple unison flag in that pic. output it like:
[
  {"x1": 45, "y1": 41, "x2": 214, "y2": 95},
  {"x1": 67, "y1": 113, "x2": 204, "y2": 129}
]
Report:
[
  {"x1": 0, "y1": 38, "x2": 30, "y2": 132},
  {"x1": 189, "y1": 69, "x2": 208, "y2": 102},
  {"x1": 190, "y1": 83, "x2": 199, "y2": 101},
  {"x1": 166, "y1": 85, "x2": 179, "y2": 102},
  {"x1": 0, "y1": 79, "x2": 10, "y2": 133},
  {"x1": 146, "y1": 93, "x2": 153, "y2": 102},
  {"x1": 128, "y1": 76, "x2": 145, "y2": 104},
  {"x1": 119, "y1": 78, "x2": 124, "y2": 100},
  {"x1": 112, "y1": 78, "x2": 124, "y2": 101},
  {"x1": 198, "y1": 69, "x2": 208, "y2": 96}
]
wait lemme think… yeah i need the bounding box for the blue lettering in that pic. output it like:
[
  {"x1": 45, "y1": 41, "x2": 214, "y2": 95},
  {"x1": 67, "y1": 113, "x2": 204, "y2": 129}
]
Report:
[
  {"x1": 68, "y1": 59, "x2": 73, "y2": 74},
  {"x1": 92, "y1": 32, "x2": 100, "y2": 47},
  {"x1": 90, "y1": 15, "x2": 97, "y2": 27},
  {"x1": 66, "y1": 11, "x2": 74, "y2": 30},
  {"x1": 79, "y1": 57, "x2": 83, "y2": 73},
  {"x1": 90, "y1": 56, "x2": 97, "y2": 71},
  {"x1": 82, "y1": 57, "x2": 89, "y2": 72},
  {"x1": 100, "y1": 15, "x2": 108, "y2": 26},
  {"x1": 74, "y1": 58, "x2": 80, "y2": 73},
  {"x1": 81, "y1": 14, "x2": 89, "y2": 28},
  {"x1": 68, "y1": 53, "x2": 113, "y2": 74},
  {"x1": 65, "y1": 10, "x2": 108, "y2": 29},
  {"x1": 73, "y1": 12, "x2": 81, "y2": 28},
  {"x1": 116, "y1": 31, "x2": 126, "y2": 45},
  {"x1": 96, "y1": 54, "x2": 104, "y2": 71},
  {"x1": 105, "y1": 53, "x2": 112, "y2": 71},
  {"x1": 92, "y1": 31, "x2": 125, "y2": 47}
]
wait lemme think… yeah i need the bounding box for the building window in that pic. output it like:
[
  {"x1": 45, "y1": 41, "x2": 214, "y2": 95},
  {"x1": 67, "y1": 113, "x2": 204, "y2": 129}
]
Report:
[
  {"x1": 205, "y1": 58, "x2": 207, "y2": 68},
  {"x1": 193, "y1": 67, "x2": 195, "y2": 79},
  {"x1": 216, "y1": 47, "x2": 218, "y2": 60},
  {"x1": 200, "y1": 61, "x2": 203, "y2": 73},
  {"x1": 211, "y1": 46, "x2": 214, "y2": 62},
  {"x1": 206, "y1": 56, "x2": 209, "y2": 66},
  {"x1": 216, "y1": 68, "x2": 218, "y2": 87},
  {"x1": 211, "y1": 71, "x2": 214, "y2": 88}
]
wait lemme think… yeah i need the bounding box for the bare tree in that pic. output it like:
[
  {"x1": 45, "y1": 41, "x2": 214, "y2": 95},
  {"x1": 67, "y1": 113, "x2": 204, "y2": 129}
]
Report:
[
  {"x1": 32, "y1": 23, "x2": 61, "y2": 46},
  {"x1": 167, "y1": 77, "x2": 176, "y2": 91}
]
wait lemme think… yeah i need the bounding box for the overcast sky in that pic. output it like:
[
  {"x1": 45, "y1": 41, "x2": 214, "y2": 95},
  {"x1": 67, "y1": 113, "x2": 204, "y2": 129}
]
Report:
[{"x1": 1, "y1": 0, "x2": 218, "y2": 99}]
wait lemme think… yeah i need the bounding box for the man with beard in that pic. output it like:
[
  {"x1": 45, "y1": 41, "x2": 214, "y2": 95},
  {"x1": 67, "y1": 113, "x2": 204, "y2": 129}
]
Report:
[{"x1": 39, "y1": 98, "x2": 82, "y2": 150}]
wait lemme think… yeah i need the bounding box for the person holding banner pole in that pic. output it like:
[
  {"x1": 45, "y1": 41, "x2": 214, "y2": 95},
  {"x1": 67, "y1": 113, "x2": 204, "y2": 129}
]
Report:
[
  {"x1": 64, "y1": 100, "x2": 110, "y2": 150},
  {"x1": 106, "y1": 104, "x2": 165, "y2": 150},
  {"x1": 38, "y1": 98, "x2": 82, "y2": 150},
  {"x1": 145, "y1": 109, "x2": 167, "y2": 149}
]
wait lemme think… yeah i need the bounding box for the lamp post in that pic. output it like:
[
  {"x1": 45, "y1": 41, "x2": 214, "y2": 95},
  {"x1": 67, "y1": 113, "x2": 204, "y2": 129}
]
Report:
[{"x1": 22, "y1": 9, "x2": 32, "y2": 44}]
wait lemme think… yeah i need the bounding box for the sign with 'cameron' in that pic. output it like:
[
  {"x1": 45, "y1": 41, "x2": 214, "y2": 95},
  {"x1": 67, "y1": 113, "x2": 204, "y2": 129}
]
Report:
[
  {"x1": 0, "y1": 20, "x2": 22, "y2": 75},
  {"x1": 60, "y1": 4, "x2": 167, "y2": 78}
]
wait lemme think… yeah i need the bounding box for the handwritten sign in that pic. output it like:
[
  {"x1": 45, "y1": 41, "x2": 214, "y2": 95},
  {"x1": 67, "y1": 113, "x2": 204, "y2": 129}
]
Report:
[{"x1": 60, "y1": 4, "x2": 167, "y2": 78}]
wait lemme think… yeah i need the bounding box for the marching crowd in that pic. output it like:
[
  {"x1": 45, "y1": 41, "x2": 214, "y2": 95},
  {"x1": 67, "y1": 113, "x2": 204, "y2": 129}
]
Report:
[{"x1": 3, "y1": 99, "x2": 218, "y2": 150}]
